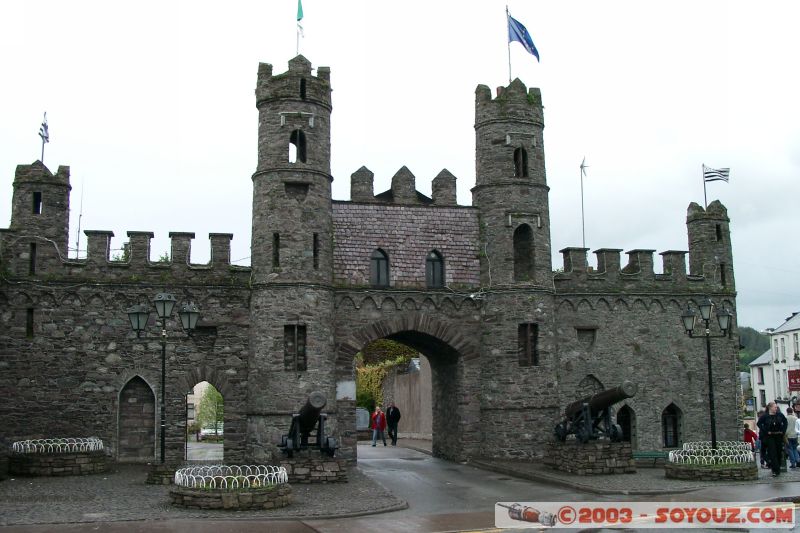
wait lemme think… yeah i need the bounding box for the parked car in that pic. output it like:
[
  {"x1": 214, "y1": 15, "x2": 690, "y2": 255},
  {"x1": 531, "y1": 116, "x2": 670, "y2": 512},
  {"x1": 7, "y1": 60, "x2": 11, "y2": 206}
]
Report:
[{"x1": 199, "y1": 424, "x2": 223, "y2": 441}]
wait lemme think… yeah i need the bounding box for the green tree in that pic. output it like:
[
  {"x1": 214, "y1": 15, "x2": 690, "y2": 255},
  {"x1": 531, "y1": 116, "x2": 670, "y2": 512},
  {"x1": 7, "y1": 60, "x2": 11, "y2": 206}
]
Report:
[
  {"x1": 355, "y1": 339, "x2": 418, "y2": 410},
  {"x1": 197, "y1": 383, "x2": 224, "y2": 436}
]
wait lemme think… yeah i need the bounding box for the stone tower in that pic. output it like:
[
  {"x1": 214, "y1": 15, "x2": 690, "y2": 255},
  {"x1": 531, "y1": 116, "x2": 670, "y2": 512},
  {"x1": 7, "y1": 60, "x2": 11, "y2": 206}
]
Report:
[
  {"x1": 471, "y1": 79, "x2": 560, "y2": 453},
  {"x1": 472, "y1": 80, "x2": 552, "y2": 286},
  {"x1": 687, "y1": 200, "x2": 735, "y2": 291},
  {"x1": 8, "y1": 161, "x2": 71, "y2": 276},
  {"x1": 248, "y1": 56, "x2": 337, "y2": 461}
]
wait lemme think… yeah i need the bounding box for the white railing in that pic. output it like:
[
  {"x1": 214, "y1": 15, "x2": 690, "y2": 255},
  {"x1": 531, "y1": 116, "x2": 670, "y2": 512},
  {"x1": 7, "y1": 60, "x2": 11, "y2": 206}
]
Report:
[
  {"x1": 174, "y1": 464, "x2": 289, "y2": 489},
  {"x1": 668, "y1": 441, "x2": 754, "y2": 464},
  {"x1": 12, "y1": 437, "x2": 104, "y2": 454}
]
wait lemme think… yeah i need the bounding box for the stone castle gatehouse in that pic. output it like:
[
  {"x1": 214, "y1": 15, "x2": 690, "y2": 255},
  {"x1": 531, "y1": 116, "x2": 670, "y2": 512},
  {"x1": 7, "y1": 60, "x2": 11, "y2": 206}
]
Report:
[{"x1": 0, "y1": 56, "x2": 739, "y2": 464}]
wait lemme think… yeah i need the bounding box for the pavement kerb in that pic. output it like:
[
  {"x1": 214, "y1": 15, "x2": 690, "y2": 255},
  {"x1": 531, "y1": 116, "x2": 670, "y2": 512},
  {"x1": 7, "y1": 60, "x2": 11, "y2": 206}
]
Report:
[{"x1": 466, "y1": 459, "x2": 699, "y2": 496}]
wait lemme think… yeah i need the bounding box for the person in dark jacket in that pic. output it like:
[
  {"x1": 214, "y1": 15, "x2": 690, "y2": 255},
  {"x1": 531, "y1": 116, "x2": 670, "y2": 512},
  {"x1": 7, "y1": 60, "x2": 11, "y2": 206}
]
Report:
[
  {"x1": 757, "y1": 402, "x2": 788, "y2": 477},
  {"x1": 386, "y1": 402, "x2": 402, "y2": 446}
]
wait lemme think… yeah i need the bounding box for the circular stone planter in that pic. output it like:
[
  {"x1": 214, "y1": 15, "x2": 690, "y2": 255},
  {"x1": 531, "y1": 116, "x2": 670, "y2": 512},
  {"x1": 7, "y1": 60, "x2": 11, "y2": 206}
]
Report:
[
  {"x1": 666, "y1": 441, "x2": 757, "y2": 481},
  {"x1": 665, "y1": 462, "x2": 757, "y2": 481},
  {"x1": 9, "y1": 437, "x2": 108, "y2": 477},
  {"x1": 170, "y1": 465, "x2": 292, "y2": 510}
]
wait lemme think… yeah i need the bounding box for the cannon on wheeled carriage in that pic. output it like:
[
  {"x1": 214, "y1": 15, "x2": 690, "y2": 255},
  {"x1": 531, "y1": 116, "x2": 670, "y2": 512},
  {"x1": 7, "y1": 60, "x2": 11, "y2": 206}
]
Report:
[
  {"x1": 278, "y1": 391, "x2": 338, "y2": 457},
  {"x1": 554, "y1": 381, "x2": 637, "y2": 443}
]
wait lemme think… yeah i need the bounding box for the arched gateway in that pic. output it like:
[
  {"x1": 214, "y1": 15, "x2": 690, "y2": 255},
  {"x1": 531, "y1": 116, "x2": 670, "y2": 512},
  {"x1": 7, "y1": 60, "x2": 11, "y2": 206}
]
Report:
[{"x1": 335, "y1": 312, "x2": 481, "y2": 461}]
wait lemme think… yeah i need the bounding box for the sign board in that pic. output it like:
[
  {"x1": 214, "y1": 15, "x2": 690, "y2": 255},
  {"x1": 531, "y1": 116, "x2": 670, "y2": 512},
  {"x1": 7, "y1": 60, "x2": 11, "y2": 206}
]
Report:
[
  {"x1": 789, "y1": 369, "x2": 800, "y2": 391},
  {"x1": 356, "y1": 407, "x2": 370, "y2": 431}
]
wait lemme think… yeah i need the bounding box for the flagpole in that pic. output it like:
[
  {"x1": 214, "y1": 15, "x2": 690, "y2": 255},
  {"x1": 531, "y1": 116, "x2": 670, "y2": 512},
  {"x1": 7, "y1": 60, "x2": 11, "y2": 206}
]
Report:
[
  {"x1": 506, "y1": 6, "x2": 512, "y2": 84},
  {"x1": 702, "y1": 164, "x2": 708, "y2": 208},
  {"x1": 581, "y1": 164, "x2": 586, "y2": 249},
  {"x1": 580, "y1": 158, "x2": 588, "y2": 250}
]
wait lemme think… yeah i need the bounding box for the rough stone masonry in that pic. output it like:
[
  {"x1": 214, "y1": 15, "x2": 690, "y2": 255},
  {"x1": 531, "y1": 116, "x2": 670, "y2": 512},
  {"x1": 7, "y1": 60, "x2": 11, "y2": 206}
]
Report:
[{"x1": 0, "y1": 54, "x2": 740, "y2": 466}]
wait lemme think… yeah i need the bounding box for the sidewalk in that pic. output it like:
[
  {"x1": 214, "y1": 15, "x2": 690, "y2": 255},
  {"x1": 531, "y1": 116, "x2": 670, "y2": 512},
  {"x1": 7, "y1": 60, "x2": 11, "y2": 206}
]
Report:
[{"x1": 398, "y1": 438, "x2": 800, "y2": 502}]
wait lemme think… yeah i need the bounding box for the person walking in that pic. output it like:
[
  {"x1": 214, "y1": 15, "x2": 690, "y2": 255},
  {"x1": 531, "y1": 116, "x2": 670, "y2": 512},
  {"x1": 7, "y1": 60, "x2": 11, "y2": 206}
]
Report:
[
  {"x1": 370, "y1": 406, "x2": 387, "y2": 447},
  {"x1": 758, "y1": 402, "x2": 787, "y2": 477},
  {"x1": 786, "y1": 407, "x2": 799, "y2": 468},
  {"x1": 386, "y1": 402, "x2": 402, "y2": 446},
  {"x1": 743, "y1": 422, "x2": 758, "y2": 451},
  {"x1": 756, "y1": 409, "x2": 768, "y2": 469}
]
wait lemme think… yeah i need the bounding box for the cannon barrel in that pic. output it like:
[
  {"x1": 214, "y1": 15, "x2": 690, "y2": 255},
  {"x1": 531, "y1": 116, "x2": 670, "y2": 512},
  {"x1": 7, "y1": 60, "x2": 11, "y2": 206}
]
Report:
[
  {"x1": 564, "y1": 381, "x2": 637, "y2": 419},
  {"x1": 296, "y1": 391, "x2": 327, "y2": 435}
]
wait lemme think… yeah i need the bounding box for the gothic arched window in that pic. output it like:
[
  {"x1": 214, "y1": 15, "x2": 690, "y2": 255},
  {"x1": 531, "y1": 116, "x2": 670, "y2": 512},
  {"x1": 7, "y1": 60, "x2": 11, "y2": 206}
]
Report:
[
  {"x1": 425, "y1": 250, "x2": 444, "y2": 288},
  {"x1": 513, "y1": 223, "x2": 534, "y2": 282},
  {"x1": 370, "y1": 249, "x2": 389, "y2": 287},
  {"x1": 514, "y1": 147, "x2": 529, "y2": 177},
  {"x1": 289, "y1": 130, "x2": 307, "y2": 163}
]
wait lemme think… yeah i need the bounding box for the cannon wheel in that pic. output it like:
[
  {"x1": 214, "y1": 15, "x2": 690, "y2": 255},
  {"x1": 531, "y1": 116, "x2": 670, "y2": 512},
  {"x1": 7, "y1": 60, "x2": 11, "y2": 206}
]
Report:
[
  {"x1": 609, "y1": 424, "x2": 623, "y2": 442},
  {"x1": 554, "y1": 422, "x2": 568, "y2": 442}
]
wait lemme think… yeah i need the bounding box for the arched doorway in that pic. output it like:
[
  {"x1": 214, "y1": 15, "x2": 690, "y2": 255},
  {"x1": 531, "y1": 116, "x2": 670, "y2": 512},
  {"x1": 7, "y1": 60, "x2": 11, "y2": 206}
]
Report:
[
  {"x1": 118, "y1": 376, "x2": 155, "y2": 462},
  {"x1": 186, "y1": 381, "x2": 224, "y2": 462}
]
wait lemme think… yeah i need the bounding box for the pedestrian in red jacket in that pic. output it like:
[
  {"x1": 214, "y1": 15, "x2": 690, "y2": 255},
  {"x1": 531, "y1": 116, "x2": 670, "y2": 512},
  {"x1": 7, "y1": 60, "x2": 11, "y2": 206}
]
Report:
[{"x1": 370, "y1": 406, "x2": 387, "y2": 446}]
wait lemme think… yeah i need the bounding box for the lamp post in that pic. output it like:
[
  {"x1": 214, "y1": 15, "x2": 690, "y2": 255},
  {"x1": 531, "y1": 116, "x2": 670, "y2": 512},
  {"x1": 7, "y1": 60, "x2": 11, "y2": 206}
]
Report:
[
  {"x1": 681, "y1": 297, "x2": 732, "y2": 449},
  {"x1": 127, "y1": 293, "x2": 200, "y2": 464}
]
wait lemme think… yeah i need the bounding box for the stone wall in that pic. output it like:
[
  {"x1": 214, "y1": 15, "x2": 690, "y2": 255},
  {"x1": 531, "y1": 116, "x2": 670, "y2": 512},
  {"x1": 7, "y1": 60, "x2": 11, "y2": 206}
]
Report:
[
  {"x1": 279, "y1": 454, "x2": 347, "y2": 483},
  {"x1": 383, "y1": 355, "x2": 432, "y2": 439},
  {"x1": 0, "y1": 283, "x2": 250, "y2": 465},
  {"x1": 332, "y1": 202, "x2": 480, "y2": 288},
  {"x1": 665, "y1": 462, "x2": 757, "y2": 481},
  {"x1": 9, "y1": 450, "x2": 108, "y2": 476},
  {"x1": 170, "y1": 484, "x2": 292, "y2": 510},
  {"x1": 543, "y1": 441, "x2": 636, "y2": 475}
]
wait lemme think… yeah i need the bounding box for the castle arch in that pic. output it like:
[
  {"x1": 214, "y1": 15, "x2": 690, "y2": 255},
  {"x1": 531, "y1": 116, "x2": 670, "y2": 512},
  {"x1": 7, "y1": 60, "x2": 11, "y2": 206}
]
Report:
[
  {"x1": 557, "y1": 299, "x2": 577, "y2": 313},
  {"x1": 596, "y1": 298, "x2": 612, "y2": 311},
  {"x1": 337, "y1": 314, "x2": 480, "y2": 462},
  {"x1": 513, "y1": 224, "x2": 534, "y2": 282},
  {"x1": 380, "y1": 296, "x2": 399, "y2": 311}
]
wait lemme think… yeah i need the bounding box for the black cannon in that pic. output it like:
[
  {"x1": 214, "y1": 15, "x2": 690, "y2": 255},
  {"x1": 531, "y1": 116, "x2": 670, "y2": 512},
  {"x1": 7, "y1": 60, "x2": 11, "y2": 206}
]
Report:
[
  {"x1": 278, "y1": 391, "x2": 338, "y2": 458},
  {"x1": 554, "y1": 381, "x2": 637, "y2": 443}
]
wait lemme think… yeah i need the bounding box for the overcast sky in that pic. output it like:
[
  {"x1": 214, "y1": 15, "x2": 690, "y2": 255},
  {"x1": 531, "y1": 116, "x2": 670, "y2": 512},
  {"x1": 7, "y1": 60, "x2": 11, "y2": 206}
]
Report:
[{"x1": 1, "y1": 1, "x2": 798, "y2": 332}]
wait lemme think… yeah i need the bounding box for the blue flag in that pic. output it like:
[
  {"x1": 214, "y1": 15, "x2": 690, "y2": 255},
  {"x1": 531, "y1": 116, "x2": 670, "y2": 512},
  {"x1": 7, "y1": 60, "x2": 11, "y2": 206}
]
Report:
[{"x1": 508, "y1": 14, "x2": 539, "y2": 62}]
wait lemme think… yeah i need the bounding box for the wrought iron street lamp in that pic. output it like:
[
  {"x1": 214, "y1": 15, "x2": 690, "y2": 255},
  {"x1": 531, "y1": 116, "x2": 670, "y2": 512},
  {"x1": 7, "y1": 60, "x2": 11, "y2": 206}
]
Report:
[
  {"x1": 681, "y1": 297, "x2": 732, "y2": 449},
  {"x1": 127, "y1": 293, "x2": 200, "y2": 464}
]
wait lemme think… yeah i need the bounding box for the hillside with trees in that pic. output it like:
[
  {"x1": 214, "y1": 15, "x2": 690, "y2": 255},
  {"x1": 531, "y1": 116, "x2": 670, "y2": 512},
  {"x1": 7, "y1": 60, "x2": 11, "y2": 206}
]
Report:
[{"x1": 739, "y1": 326, "x2": 770, "y2": 371}]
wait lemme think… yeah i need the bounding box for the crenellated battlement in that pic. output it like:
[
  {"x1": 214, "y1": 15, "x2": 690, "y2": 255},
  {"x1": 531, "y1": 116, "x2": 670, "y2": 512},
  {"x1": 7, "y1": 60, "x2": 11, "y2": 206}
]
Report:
[
  {"x1": 555, "y1": 245, "x2": 719, "y2": 292},
  {"x1": 349, "y1": 165, "x2": 458, "y2": 206},
  {"x1": 0, "y1": 227, "x2": 250, "y2": 285},
  {"x1": 255, "y1": 55, "x2": 331, "y2": 110}
]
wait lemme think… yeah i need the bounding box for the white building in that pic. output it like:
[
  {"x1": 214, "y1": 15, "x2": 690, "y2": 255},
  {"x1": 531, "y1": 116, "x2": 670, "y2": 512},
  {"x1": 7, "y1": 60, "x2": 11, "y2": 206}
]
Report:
[{"x1": 750, "y1": 312, "x2": 800, "y2": 413}]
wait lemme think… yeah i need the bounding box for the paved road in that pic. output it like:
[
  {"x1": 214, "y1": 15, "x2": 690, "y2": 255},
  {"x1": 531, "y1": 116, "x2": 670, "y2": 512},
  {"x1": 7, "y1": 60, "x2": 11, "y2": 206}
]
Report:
[
  {"x1": 304, "y1": 443, "x2": 606, "y2": 532},
  {"x1": 185, "y1": 442, "x2": 223, "y2": 462},
  {"x1": 6, "y1": 443, "x2": 800, "y2": 532}
]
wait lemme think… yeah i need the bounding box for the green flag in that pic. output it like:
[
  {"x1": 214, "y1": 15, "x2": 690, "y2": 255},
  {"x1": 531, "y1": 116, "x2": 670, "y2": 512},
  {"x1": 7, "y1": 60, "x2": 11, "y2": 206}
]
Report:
[{"x1": 297, "y1": 0, "x2": 303, "y2": 21}]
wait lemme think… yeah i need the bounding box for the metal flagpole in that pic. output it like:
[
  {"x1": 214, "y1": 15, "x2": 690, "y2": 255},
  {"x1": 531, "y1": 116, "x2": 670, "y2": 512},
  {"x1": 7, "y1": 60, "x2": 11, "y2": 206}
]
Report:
[
  {"x1": 580, "y1": 158, "x2": 588, "y2": 249},
  {"x1": 702, "y1": 164, "x2": 708, "y2": 208},
  {"x1": 506, "y1": 6, "x2": 512, "y2": 84}
]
